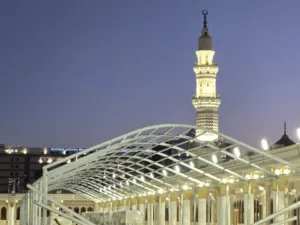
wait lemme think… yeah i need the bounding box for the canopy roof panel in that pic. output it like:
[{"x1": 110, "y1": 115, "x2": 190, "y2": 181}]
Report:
[{"x1": 43, "y1": 124, "x2": 300, "y2": 202}]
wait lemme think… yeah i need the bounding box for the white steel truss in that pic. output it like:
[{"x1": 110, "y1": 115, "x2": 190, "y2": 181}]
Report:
[
  {"x1": 19, "y1": 124, "x2": 300, "y2": 224},
  {"x1": 44, "y1": 124, "x2": 300, "y2": 201}
]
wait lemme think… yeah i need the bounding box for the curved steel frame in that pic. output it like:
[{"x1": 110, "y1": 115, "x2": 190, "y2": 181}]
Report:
[
  {"x1": 20, "y1": 124, "x2": 300, "y2": 225},
  {"x1": 43, "y1": 124, "x2": 300, "y2": 201}
]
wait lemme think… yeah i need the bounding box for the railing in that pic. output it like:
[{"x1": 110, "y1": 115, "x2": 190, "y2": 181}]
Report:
[{"x1": 251, "y1": 200, "x2": 300, "y2": 225}]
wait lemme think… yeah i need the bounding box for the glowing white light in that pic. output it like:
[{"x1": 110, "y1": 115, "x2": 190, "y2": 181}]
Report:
[
  {"x1": 297, "y1": 128, "x2": 300, "y2": 140},
  {"x1": 274, "y1": 169, "x2": 281, "y2": 175},
  {"x1": 157, "y1": 189, "x2": 164, "y2": 194},
  {"x1": 211, "y1": 154, "x2": 218, "y2": 163},
  {"x1": 126, "y1": 180, "x2": 129, "y2": 186},
  {"x1": 120, "y1": 182, "x2": 122, "y2": 187},
  {"x1": 141, "y1": 176, "x2": 145, "y2": 181},
  {"x1": 186, "y1": 153, "x2": 189, "y2": 157},
  {"x1": 103, "y1": 174, "x2": 106, "y2": 179},
  {"x1": 170, "y1": 188, "x2": 174, "y2": 192},
  {"x1": 175, "y1": 165, "x2": 180, "y2": 173},
  {"x1": 258, "y1": 186, "x2": 264, "y2": 191},
  {"x1": 38, "y1": 158, "x2": 43, "y2": 164},
  {"x1": 150, "y1": 173, "x2": 154, "y2": 179},
  {"x1": 43, "y1": 148, "x2": 47, "y2": 155},
  {"x1": 229, "y1": 178, "x2": 235, "y2": 183},
  {"x1": 283, "y1": 168, "x2": 291, "y2": 175},
  {"x1": 47, "y1": 158, "x2": 53, "y2": 164},
  {"x1": 245, "y1": 174, "x2": 250, "y2": 179},
  {"x1": 182, "y1": 185, "x2": 189, "y2": 190},
  {"x1": 221, "y1": 178, "x2": 227, "y2": 183},
  {"x1": 253, "y1": 174, "x2": 259, "y2": 179},
  {"x1": 233, "y1": 147, "x2": 241, "y2": 158},
  {"x1": 63, "y1": 150, "x2": 66, "y2": 155},
  {"x1": 67, "y1": 159, "x2": 71, "y2": 164},
  {"x1": 133, "y1": 178, "x2": 136, "y2": 183},
  {"x1": 189, "y1": 161, "x2": 195, "y2": 168},
  {"x1": 261, "y1": 138, "x2": 269, "y2": 151},
  {"x1": 162, "y1": 169, "x2": 168, "y2": 176},
  {"x1": 112, "y1": 173, "x2": 116, "y2": 178}
]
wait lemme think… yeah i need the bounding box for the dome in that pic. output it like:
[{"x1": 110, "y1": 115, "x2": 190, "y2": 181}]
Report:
[{"x1": 271, "y1": 122, "x2": 295, "y2": 149}]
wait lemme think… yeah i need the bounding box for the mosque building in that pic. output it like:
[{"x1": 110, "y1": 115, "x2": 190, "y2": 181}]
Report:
[{"x1": 3, "y1": 9, "x2": 300, "y2": 225}]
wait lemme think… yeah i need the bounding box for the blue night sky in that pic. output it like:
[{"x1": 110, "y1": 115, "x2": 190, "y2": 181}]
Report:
[{"x1": 0, "y1": 1, "x2": 299, "y2": 148}]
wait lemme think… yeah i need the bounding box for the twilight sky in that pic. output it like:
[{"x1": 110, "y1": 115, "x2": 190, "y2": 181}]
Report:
[{"x1": 0, "y1": 1, "x2": 300, "y2": 148}]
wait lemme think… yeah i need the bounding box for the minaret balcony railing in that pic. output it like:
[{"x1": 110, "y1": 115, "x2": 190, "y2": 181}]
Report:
[{"x1": 192, "y1": 95, "x2": 221, "y2": 106}]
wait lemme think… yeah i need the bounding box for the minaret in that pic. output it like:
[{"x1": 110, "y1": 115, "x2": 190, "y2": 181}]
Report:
[{"x1": 192, "y1": 10, "x2": 221, "y2": 141}]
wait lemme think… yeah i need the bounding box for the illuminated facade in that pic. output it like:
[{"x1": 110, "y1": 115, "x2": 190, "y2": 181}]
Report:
[
  {"x1": 192, "y1": 10, "x2": 221, "y2": 141},
  {"x1": 5, "y1": 9, "x2": 300, "y2": 225}
]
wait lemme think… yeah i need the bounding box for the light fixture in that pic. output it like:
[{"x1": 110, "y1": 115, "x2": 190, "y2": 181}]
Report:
[
  {"x1": 133, "y1": 178, "x2": 136, "y2": 183},
  {"x1": 233, "y1": 147, "x2": 241, "y2": 158},
  {"x1": 182, "y1": 185, "x2": 189, "y2": 190},
  {"x1": 103, "y1": 174, "x2": 106, "y2": 179},
  {"x1": 297, "y1": 128, "x2": 300, "y2": 140},
  {"x1": 38, "y1": 158, "x2": 43, "y2": 164},
  {"x1": 261, "y1": 138, "x2": 269, "y2": 151},
  {"x1": 47, "y1": 158, "x2": 53, "y2": 164},
  {"x1": 283, "y1": 168, "x2": 291, "y2": 175},
  {"x1": 258, "y1": 186, "x2": 264, "y2": 191},
  {"x1": 141, "y1": 176, "x2": 145, "y2": 181},
  {"x1": 274, "y1": 169, "x2": 281, "y2": 175},
  {"x1": 189, "y1": 161, "x2": 195, "y2": 168},
  {"x1": 67, "y1": 159, "x2": 71, "y2": 164},
  {"x1": 126, "y1": 180, "x2": 129, "y2": 186},
  {"x1": 245, "y1": 174, "x2": 250, "y2": 179},
  {"x1": 120, "y1": 182, "x2": 122, "y2": 187},
  {"x1": 211, "y1": 154, "x2": 218, "y2": 163},
  {"x1": 150, "y1": 173, "x2": 154, "y2": 178},
  {"x1": 162, "y1": 169, "x2": 168, "y2": 176},
  {"x1": 175, "y1": 165, "x2": 180, "y2": 173},
  {"x1": 112, "y1": 173, "x2": 116, "y2": 178}
]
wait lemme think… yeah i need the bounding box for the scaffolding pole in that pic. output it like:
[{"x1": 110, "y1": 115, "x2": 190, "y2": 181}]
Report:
[{"x1": 27, "y1": 184, "x2": 95, "y2": 225}]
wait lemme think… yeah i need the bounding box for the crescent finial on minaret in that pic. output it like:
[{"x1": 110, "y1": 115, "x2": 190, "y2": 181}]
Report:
[{"x1": 202, "y1": 9, "x2": 208, "y2": 28}]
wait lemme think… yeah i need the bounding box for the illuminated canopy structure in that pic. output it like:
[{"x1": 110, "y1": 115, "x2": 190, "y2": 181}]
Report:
[{"x1": 20, "y1": 124, "x2": 300, "y2": 225}]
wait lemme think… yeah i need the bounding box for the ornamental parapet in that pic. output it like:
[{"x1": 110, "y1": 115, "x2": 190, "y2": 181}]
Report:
[{"x1": 192, "y1": 95, "x2": 221, "y2": 107}]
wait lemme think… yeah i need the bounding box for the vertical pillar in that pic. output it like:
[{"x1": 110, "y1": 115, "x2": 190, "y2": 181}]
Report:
[
  {"x1": 8, "y1": 202, "x2": 15, "y2": 225},
  {"x1": 131, "y1": 198, "x2": 137, "y2": 211},
  {"x1": 244, "y1": 182, "x2": 255, "y2": 225},
  {"x1": 198, "y1": 189, "x2": 207, "y2": 225},
  {"x1": 157, "y1": 194, "x2": 166, "y2": 225},
  {"x1": 42, "y1": 171, "x2": 48, "y2": 225},
  {"x1": 216, "y1": 185, "x2": 231, "y2": 225},
  {"x1": 265, "y1": 182, "x2": 272, "y2": 225},
  {"x1": 148, "y1": 196, "x2": 154, "y2": 225},
  {"x1": 139, "y1": 197, "x2": 146, "y2": 223},
  {"x1": 147, "y1": 199, "x2": 151, "y2": 225},
  {"x1": 169, "y1": 192, "x2": 178, "y2": 225},
  {"x1": 183, "y1": 191, "x2": 193, "y2": 225},
  {"x1": 272, "y1": 178, "x2": 288, "y2": 223}
]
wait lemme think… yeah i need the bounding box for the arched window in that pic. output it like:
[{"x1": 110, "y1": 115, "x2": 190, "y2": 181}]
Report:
[
  {"x1": 74, "y1": 207, "x2": 79, "y2": 214},
  {"x1": 87, "y1": 207, "x2": 93, "y2": 212},
  {"x1": 81, "y1": 207, "x2": 86, "y2": 214},
  {"x1": 16, "y1": 207, "x2": 20, "y2": 220},
  {"x1": 1, "y1": 207, "x2": 7, "y2": 220}
]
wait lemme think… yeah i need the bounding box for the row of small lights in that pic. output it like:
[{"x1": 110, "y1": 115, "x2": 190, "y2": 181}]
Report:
[
  {"x1": 5, "y1": 148, "x2": 68, "y2": 155},
  {"x1": 38, "y1": 157, "x2": 71, "y2": 164}
]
